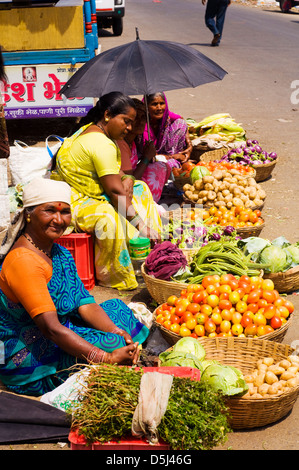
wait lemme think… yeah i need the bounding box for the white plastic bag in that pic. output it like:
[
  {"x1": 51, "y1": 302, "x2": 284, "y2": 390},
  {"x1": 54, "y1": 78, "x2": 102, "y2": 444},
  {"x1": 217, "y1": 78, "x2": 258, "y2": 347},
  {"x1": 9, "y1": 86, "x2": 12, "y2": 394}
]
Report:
[
  {"x1": 8, "y1": 135, "x2": 64, "y2": 185},
  {"x1": 128, "y1": 302, "x2": 153, "y2": 329},
  {"x1": 40, "y1": 367, "x2": 91, "y2": 412}
]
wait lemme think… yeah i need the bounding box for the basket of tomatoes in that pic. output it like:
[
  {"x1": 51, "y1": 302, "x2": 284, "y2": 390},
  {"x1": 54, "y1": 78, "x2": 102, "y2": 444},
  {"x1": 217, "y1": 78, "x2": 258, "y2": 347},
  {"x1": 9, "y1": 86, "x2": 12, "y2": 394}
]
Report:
[
  {"x1": 153, "y1": 274, "x2": 294, "y2": 345},
  {"x1": 204, "y1": 205, "x2": 265, "y2": 239}
]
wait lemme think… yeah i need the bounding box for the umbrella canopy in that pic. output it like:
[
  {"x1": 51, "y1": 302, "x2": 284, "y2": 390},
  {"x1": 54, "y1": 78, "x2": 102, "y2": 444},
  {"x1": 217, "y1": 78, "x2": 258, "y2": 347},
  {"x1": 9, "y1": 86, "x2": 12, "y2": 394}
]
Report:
[{"x1": 60, "y1": 30, "x2": 227, "y2": 98}]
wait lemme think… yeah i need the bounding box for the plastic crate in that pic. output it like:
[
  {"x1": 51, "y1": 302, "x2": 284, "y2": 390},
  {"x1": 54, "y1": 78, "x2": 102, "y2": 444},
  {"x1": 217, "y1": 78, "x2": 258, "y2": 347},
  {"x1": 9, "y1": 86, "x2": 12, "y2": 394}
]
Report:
[
  {"x1": 68, "y1": 366, "x2": 200, "y2": 450},
  {"x1": 68, "y1": 431, "x2": 170, "y2": 450},
  {"x1": 56, "y1": 233, "x2": 95, "y2": 291}
]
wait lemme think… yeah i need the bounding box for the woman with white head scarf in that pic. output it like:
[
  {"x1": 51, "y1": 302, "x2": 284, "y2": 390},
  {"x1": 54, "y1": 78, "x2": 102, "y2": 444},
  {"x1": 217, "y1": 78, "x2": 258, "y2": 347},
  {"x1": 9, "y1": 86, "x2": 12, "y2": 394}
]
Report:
[{"x1": 0, "y1": 178, "x2": 147, "y2": 396}]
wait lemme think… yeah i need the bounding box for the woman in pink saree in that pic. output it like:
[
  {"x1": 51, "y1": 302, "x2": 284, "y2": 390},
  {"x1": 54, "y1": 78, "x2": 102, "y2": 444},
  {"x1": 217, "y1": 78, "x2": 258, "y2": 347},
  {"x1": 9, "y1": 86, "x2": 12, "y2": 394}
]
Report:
[
  {"x1": 137, "y1": 92, "x2": 193, "y2": 171},
  {"x1": 119, "y1": 98, "x2": 171, "y2": 204}
]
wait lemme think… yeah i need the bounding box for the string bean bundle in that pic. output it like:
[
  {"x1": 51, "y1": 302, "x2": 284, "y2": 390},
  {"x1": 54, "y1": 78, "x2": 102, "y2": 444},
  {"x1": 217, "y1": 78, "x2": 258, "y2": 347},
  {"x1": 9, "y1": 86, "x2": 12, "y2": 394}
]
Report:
[{"x1": 176, "y1": 239, "x2": 269, "y2": 284}]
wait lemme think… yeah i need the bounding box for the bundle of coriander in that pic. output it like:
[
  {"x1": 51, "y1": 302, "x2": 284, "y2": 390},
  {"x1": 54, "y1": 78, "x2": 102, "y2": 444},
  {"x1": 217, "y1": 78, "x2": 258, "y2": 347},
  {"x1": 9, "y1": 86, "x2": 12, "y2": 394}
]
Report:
[{"x1": 68, "y1": 364, "x2": 231, "y2": 450}]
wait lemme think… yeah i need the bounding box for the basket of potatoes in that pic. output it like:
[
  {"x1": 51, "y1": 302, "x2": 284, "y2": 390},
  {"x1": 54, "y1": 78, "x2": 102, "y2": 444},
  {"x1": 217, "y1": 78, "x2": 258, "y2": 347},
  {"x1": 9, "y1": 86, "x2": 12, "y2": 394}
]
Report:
[
  {"x1": 197, "y1": 336, "x2": 299, "y2": 429},
  {"x1": 182, "y1": 169, "x2": 266, "y2": 210}
]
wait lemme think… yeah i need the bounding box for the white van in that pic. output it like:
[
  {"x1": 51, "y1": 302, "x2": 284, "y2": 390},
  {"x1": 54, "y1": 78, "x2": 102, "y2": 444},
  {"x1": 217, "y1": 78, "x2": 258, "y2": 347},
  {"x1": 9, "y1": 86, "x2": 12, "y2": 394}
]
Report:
[{"x1": 95, "y1": 0, "x2": 125, "y2": 36}]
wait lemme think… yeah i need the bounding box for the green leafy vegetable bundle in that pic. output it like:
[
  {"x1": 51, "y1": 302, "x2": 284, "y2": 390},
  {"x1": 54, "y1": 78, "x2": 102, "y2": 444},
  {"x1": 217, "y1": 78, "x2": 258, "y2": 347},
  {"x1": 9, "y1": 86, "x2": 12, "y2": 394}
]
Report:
[{"x1": 69, "y1": 364, "x2": 231, "y2": 450}]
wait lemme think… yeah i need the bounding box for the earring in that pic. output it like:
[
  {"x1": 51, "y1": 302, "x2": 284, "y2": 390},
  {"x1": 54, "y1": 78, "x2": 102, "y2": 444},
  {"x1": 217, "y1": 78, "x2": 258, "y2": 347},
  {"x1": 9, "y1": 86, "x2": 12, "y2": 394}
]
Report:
[
  {"x1": 105, "y1": 118, "x2": 109, "y2": 122},
  {"x1": 26, "y1": 215, "x2": 31, "y2": 223}
]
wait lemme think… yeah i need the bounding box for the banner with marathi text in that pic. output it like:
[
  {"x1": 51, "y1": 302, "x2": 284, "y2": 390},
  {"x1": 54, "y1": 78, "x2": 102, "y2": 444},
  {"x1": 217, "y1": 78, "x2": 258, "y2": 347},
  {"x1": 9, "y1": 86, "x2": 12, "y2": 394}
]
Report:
[{"x1": 3, "y1": 63, "x2": 94, "y2": 120}]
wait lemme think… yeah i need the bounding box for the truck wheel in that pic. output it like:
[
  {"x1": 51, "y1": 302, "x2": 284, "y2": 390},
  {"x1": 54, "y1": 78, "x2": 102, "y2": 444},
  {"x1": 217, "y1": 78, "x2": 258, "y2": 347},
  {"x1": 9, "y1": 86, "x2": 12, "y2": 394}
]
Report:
[
  {"x1": 279, "y1": 0, "x2": 292, "y2": 11},
  {"x1": 112, "y1": 18, "x2": 123, "y2": 36}
]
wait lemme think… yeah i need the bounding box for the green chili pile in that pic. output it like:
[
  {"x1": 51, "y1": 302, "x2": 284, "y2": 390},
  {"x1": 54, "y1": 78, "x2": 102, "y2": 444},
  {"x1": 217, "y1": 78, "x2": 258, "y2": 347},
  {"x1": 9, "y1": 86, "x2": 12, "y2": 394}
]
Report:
[{"x1": 68, "y1": 364, "x2": 231, "y2": 450}]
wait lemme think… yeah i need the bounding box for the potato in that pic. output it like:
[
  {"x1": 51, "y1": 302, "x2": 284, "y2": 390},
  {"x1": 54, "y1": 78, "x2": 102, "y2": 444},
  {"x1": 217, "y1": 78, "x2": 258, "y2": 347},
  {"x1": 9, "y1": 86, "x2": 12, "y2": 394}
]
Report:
[
  {"x1": 183, "y1": 183, "x2": 192, "y2": 192},
  {"x1": 280, "y1": 370, "x2": 295, "y2": 381},
  {"x1": 258, "y1": 383, "x2": 270, "y2": 396},
  {"x1": 267, "y1": 365, "x2": 285, "y2": 376},
  {"x1": 263, "y1": 357, "x2": 274, "y2": 367},
  {"x1": 207, "y1": 191, "x2": 217, "y2": 201},
  {"x1": 279, "y1": 359, "x2": 292, "y2": 370},
  {"x1": 258, "y1": 363, "x2": 268, "y2": 373},
  {"x1": 265, "y1": 371, "x2": 278, "y2": 385},
  {"x1": 212, "y1": 170, "x2": 224, "y2": 180},
  {"x1": 244, "y1": 374, "x2": 256, "y2": 384},
  {"x1": 194, "y1": 179, "x2": 204, "y2": 191},
  {"x1": 286, "y1": 377, "x2": 299, "y2": 388},
  {"x1": 287, "y1": 366, "x2": 299, "y2": 374},
  {"x1": 287, "y1": 355, "x2": 299, "y2": 365},
  {"x1": 257, "y1": 189, "x2": 266, "y2": 200},
  {"x1": 204, "y1": 183, "x2": 214, "y2": 191},
  {"x1": 185, "y1": 190, "x2": 194, "y2": 199},
  {"x1": 268, "y1": 383, "x2": 283, "y2": 395},
  {"x1": 232, "y1": 197, "x2": 243, "y2": 207},
  {"x1": 202, "y1": 175, "x2": 214, "y2": 184},
  {"x1": 254, "y1": 372, "x2": 266, "y2": 387}
]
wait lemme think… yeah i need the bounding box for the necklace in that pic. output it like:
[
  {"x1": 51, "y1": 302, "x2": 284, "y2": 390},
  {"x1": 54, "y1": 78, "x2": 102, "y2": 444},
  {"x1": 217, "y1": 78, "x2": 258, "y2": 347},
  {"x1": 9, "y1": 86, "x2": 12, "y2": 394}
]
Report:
[
  {"x1": 96, "y1": 122, "x2": 109, "y2": 138},
  {"x1": 23, "y1": 234, "x2": 52, "y2": 259}
]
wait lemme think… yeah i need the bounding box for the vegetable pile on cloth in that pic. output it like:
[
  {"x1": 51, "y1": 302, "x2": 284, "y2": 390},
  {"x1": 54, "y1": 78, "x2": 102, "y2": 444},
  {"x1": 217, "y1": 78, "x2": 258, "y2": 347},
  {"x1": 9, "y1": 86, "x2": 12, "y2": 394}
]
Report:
[{"x1": 145, "y1": 241, "x2": 188, "y2": 281}]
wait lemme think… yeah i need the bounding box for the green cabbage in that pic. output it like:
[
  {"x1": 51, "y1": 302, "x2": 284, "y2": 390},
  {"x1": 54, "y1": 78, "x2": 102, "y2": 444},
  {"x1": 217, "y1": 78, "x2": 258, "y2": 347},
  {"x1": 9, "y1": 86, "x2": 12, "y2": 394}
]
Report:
[
  {"x1": 201, "y1": 364, "x2": 248, "y2": 397},
  {"x1": 201, "y1": 359, "x2": 221, "y2": 372},
  {"x1": 173, "y1": 337, "x2": 206, "y2": 361},
  {"x1": 259, "y1": 245, "x2": 292, "y2": 273},
  {"x1": 159, "y1": 351, "x2": 203, "y2": 372},
  {"x1": 285, "y1": 244, "x2": 299, "y2": 266},
  {"x1": 190, "y1": 166, "x2": 211, "y2": 183}
]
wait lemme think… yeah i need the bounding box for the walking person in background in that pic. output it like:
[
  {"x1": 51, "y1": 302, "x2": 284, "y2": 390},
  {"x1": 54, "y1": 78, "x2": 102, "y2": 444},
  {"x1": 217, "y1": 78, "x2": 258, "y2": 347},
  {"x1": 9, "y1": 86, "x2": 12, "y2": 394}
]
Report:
[{"x1": 202, "y1": 0, "x2": 231, "y2": 47}]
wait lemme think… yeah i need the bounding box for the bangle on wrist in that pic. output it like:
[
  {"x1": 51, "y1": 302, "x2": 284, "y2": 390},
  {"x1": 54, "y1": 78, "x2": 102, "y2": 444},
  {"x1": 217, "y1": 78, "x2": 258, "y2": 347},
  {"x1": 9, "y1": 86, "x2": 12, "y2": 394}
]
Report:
[
  {"x1": 110, "y1": 326, "x2": 123, "y2": 335},
  {"x1": 140, "y1": 157, "x2": 149, "y2": 166},
  {"x1": 121, "y1": 174, "x2": 136, "y2": 182},
  {"x1": 87, "y1": 346, "x2": 108, "y2": 364},
  {"x1": 129, "y1": 213, "x2": 142, "y2": 226}
]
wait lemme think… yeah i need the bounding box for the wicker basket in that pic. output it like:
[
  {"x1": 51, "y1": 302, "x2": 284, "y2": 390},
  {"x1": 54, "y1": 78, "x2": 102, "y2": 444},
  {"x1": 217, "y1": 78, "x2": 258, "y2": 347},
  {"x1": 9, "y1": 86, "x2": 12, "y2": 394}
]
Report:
[
  {"x1": 196, "y1": 336, "x2": 299, "y2": 429},
  {"x1": 199, "y1": 148, "x2": 228, "y2": 162},
  {"x1": 252, "y1": 158, "x2": 278, "y2": 182},
  {"x1": 236, "y1": 222, "x2": 265, "y2": 239},
  {"x1": 264, "y1": 265, "x2": 299, "y2": 293},
  {"x1": 141, "y1": 263, "x2": 187, "y2": 304},
  {"x1": 173, "y1": 174, "x2": 191, "y2": 191}
]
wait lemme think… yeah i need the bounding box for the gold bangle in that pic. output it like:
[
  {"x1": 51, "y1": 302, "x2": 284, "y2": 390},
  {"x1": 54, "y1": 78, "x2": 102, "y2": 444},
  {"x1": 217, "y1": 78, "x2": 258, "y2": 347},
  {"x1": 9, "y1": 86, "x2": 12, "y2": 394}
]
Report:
[{"x1": 121, "y1": 174, "x2": 136, "y2": 182}]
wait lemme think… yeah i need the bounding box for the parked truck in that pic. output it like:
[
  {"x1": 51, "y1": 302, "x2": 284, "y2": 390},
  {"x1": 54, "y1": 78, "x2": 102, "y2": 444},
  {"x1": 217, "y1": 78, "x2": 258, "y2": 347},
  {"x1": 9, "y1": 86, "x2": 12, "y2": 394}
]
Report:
[
  {"x1": 0, "y1": 0, "x2": 99, "y2": 120},
  {"x1": 95, "y1": 0, "x2": 125, "y2": 36}
]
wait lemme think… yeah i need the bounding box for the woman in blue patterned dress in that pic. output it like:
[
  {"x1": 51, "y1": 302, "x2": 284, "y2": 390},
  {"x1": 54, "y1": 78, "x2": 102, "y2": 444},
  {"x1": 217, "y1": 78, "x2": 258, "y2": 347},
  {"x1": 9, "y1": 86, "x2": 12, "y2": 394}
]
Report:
[{"x1": 0, "y1": 178, "x2": 148, "y2": 397}]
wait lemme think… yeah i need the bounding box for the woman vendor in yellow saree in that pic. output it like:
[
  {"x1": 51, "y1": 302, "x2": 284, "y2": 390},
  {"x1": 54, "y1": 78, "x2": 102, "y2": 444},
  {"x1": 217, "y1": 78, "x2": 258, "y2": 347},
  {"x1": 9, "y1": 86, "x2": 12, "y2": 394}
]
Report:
[{"x1": 52, "y1": 92, "x2": 161, "y2": 291}]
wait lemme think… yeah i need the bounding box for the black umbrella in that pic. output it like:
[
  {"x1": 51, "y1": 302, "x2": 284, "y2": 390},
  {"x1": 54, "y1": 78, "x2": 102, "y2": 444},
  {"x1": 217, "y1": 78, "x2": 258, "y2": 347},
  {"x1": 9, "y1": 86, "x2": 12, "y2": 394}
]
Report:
[{"x1": 60, "y1": 29, "x2": 227, "y2": 99}]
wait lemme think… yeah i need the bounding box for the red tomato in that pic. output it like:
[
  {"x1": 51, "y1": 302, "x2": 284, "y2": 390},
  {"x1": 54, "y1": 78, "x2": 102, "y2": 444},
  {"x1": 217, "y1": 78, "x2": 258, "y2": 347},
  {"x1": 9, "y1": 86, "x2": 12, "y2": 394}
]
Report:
[
  {"x1": 241, "y1": 315, "x2": 253, "y2": 328},
  {"x1": 264, "y1": 304, "x2": 277, "y2": 320},
  {"x1": 270, "y1": 315, "x2": 282, "y2": 329},
  {"x1": 192, "y1": 291, "x2": 204, "y2": 304},
  {"x1": 247, "y1": 290, "x2": 261, "y2": 304},
  {"x1": 204, "y1": 319, "x2": 216, "y2": 334},
  {"x1": 219, "y1": 299, "x2": 233, "y2": 310},
  {"x1": 187, "y1": 302, "x2": 201, "y2": 314},
  {"x1": 284, "y1": 300, "x2": 294, "y2": 313}
]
